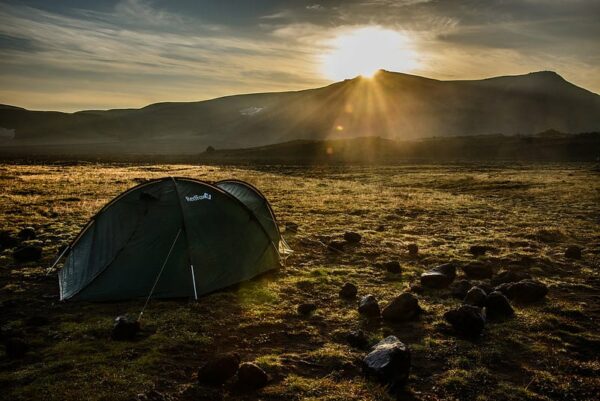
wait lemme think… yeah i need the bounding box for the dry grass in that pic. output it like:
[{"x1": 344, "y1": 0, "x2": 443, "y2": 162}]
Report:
[{"x1": 1, "y1": 162, "x2": 599, "y2": 400}]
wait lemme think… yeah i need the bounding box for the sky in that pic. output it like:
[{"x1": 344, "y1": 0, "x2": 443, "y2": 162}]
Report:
[{"x1": 0, "y1": 0, "x2": 598, "y2": 112}]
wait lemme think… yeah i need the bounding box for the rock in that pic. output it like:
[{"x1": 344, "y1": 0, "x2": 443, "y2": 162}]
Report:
[
  {"x1": 375, "y1": 225, "x2": 385, "y2": 232},
  {"x1": 485, "y1": 291, "x2": 514, "y2": 319},
  {"x1": 470, "y1": 280, "x2": 494, "y2": 295},
  {"x1": 450, "y1": 280, "x2": 472, "y2": 299},
  {"x1": 382, "y1": 261, "x2": 401, "y2": 274},
  {"x1": 4, "y1": 337, "x2": 29, "y2": 359},
  {"x1": 444, "y1": 305, "x2": 486, "y2": 338},
  {"x1": 344, "y1": 231, "x2": 362, "y2": 244},
  {"x1": 464, "y1": 287, "x2": 487, "y2": 307},
  {"x1": 198, "y1": 353, "x2": 240, "y2": 385},
  {"x1": 363, "y1": 336, "x2": 411, "y2": 389},
  {"x1": 462, "y1": 262, "x2": 493, "y2": 279},
  {"x1": 565, "y1": 245, "x2": 582, "y2": 259},
  {"x1": 0, "y1": 230, "x2": 19, "y2": 250},
  {"x1": 469, "y1": 245, "x2": 492, "y2": 256},
  {"x1": 18, "y1": 227, "x2": 36, "y2": 241},
  {"x1": 381, "y1": 293, "x2": 421, "y2": 322},
  {"x1": 339, "y1": 283, "x2": 358, "y2": 299},
  {"x1": 420, "y1": 263, "x2": 456, "y2": 288},
  {"x1": 346, "y1": 330, "x2": 368, "y2": 348},
  {"x1": 327, "y1": 240, "x2": 345, "y2": 253},
  {"x1": 491, "y1": 270, "x2": 531, "y2": 286},
  {"x1": 237, "y1": 362, "x2": 268, "y2": 389},
  {"x1": 13, "y1": 245, "x2": 42, "y2": 262},
  {"x1": 409, "y1": 283, "x2": 424, "y2": 294},
  {"x1": 297, "y1": 303, "x2": 317, "y2": 316},
  {"x1": 111, "y1": 315, "x2": 140, "y2": 341},
  {"x1": 284, "y1": 222, "x2": 298, "y2": 233},
  {"x1": 407, "y1": 243, "x2": 419, "y2": 256},
  {"x1": 500, "y1": 279, "x2": 548, "y2": 303},
  {"x1": 358, "y1": 295, "x2": 380, "y2": 318}
]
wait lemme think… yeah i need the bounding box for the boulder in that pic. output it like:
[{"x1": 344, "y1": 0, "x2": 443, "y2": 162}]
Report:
[
  {"x1": 565, "y1": 245, "x2": 582, "y2": 259},
  {"x1": 13, "y1": 245, "x2": 42, "y2": 262},
  {"x1": 462, "y1": 262, "x2": 493, "y2": 279},
  {"x1": 297, "y1": 303, "x2": 317, "y2": 316},
  {"x1": 469, "y1": 245, "x2": 492, "y2": 256},
  {"x1": 4, "y1": 337, "x2": 29, "y2": 359},
  {"x1": 18, "y1": 227, "x2": 36, "y2": 241},
  {"x1": 407, "y1": 244, "x2": 419, "y2": 256},
  {"x1": 111, "y1": 315, "x2": 140, "y2": 341},
  {"x1": 501, "y1": 279, "x2": 548, "y2": 303},
  {"x1": 198, "y1": 353, "x2": 240, "y2": 385},
  {"x1": 485, "y1": 291, "x2": 514, "y2": 319},
  {"x1": 344, "y1": 232, "x2": 362, "y2": 244},
  {"x1": 346, "y1": 330, "x2": 368, "y2": 349},
  {"x1": 237, "y1": 362, "x2": 268, "y2": 389},
  {"x1": 284, "y1": 222, "x2": 298, "y2": 233},
  {"x1": 358, "y1": 295, "x2": 380, "y2": 318},
  {"x1": 470, "y1": 280, "x2": 494, "y2": 295},
  {"x1": 382, "y1": 261, "x2": 401, "y2": 274},
  {"x1": 463, "y1": 287, "x2": 487, "y2": 307},
  {"x1": 339, "y1": 282, "x2": 358, "y2": 299},
  {"x1": 450, "y1": 280, "x2": 473, "y2": 299},
  {"x1": 381, "y1": 293, "x2": 421, "y2": 322},
  {"x1": 491, "y1": 270, "x2": 531, "y2": 286},
  {"x1": 420, "y1": 263, "x2": 456, "y2": 288},
  {"x1": 444, "y1": 305, "x2": 486, "y2": 338},
  {"x1": 327, "y1": 240, "x2": 345, "y2": 253},
  {"x1": 363, "y1": 336, "x2": 411, "y2": 388},
  {"x1": 0, "y1": 230, "x2": 19, "y2": 250}
]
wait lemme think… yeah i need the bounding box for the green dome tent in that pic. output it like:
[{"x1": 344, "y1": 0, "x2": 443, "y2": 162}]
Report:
[{"x1": 57, "y1": 177, "x2": 289, "y2": 301}]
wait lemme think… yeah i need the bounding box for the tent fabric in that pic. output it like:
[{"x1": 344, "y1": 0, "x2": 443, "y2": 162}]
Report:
[{"x1": 58, "y1": 177, "x2": 282, "y2": 301}]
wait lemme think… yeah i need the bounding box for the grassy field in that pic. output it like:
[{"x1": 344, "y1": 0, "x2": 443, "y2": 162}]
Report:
[{"x1": 1, "y1": 162, "x2": 599, "y2": 401}]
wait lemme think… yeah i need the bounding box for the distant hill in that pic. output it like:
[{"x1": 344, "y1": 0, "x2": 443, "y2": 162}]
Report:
[{"x1": 1, "y1": 70, "x2": 599, "y2": 154}]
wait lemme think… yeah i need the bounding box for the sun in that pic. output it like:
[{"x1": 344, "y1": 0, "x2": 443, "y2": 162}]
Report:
[{"x1": 321, "y1": 26, "x2": 419, "y2": 80}]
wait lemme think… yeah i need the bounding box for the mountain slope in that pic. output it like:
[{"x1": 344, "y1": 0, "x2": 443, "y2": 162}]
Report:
[{"x1": 1, "y1": 71, "x2": 599, "y2": 152}]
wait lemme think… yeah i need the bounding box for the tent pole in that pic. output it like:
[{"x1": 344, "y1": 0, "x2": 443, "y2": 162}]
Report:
[{"x1": 190, "y1": 265, "x2": 198, "y2": 300}]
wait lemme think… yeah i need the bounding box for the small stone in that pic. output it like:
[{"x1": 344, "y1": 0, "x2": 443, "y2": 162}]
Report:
[
  {"x1": 358, "y1": 295, "x2": 380, "y2": 318},
  {"x1": 485, "y1": 291, "x2": 514, "y2": 319},
  {"x1": 564, "y1": 245, "x2": 582, "y2": 259},
  {"x1": 470, "y1": 280, "x2": 494, "y2": 295},
  {"x1": 327, "y1": 240, "x2": 345, "y2": 253},
  {"x1": 381, "y1": 293, "x2": 421, "y2": 322},
  {"x1": 13, "y1": 245, "x2": 42, "y2": 262},
  {"x1": 375, "y1": 225, "x2": 385, "y2": 232},
  {"x1": 469, "y1": 245, "x2": 492, "y2": 256},
  {"x1": 285, "y1": 222, "x2": 298, "y2": 233},
  {"x1": 344, "y1": 232, "x2": 362, "y2": 244},
  {"x1": 237, "y1": 362, "x2": 268, "y2": 389},
  {"x1": 346, "y1": 330, "x2": 369, "y2": 349},
  {"x1": 111, "y1": 315, "x2": 140, "y2": 341},
  {"x1": 339, "y1": 283, "x2": 358, "y2": 299},
  {"x1": 363, "y1": 336, "x2": 411, "y2": 389},
  {"x1": 464, "y1": 287, "x2": 487, "y2": 307},
  {"x1": 297, "y1": 303, "x2": 317, "y2": 316},
  {"x1": 462, "y1": 262, "x2": 493, "y2": 279},
  {"x1": 491, "y1": 270, "x2": 531, "y2": 286},
  {"x1": 18, "y1": 227, "x2": 36, "y2": 241},
  {"x1": 444, "y1": 305, "x2": 486, "y2": 338},
  {"x1": 4, "y1": 337, "x2": 29, "y2": 359},
  {"x1": 407, "y1": 244, "x2": 418, "y2": 256},
  {"x1": 198, "y1": 353, "x2": 240, "y2": 385},
  {"x1": 382, "y1": 261, "x2": 401, "y2": 274},
  {"x1": 501, "y1": 279, "x2": 548, "y2": 303},
  {"x1": 450, "y1": 280, "x2": 472, "y2": 299},
  {"x1": 420, "y1": 263, "x2": 456, "y2": 288}
]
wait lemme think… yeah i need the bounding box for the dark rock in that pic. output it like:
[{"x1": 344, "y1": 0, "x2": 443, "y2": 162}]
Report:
[
  {"x1": 111, "y1": 315, "x2": 140, "y2": 341},
  {"x1": 363, "y1": 336, "x2": 411, "y2": 389},
  {"x1": 420, "y1": 263, "x2": 456, "y2": 288},
  {"x1": 339, "y1": 283, "x2": 358, "y2": 299},
  {"x1": 237, "y1": 362, "x2": 268, "y2": 389},
  {"x1": 284, "y1": 222, "x2": 298, "y2": 233},
  {"x1": 444, "y1": 305, "x2": 486, "y2": 338},
  {"x1": 344, "y1": 232, "x2": 362, "y2": 244},
  {"x1": 462, "y1": 262, "x2": 493, "y2": 279},
  {"x1": 375, "y1": 225, "x2": 385, "y2": 232},
  {"x1": 25, "y1": 315, "x2": 50, "y2": 327},
  {"x1": 13, "y1": 245, "x2": 42, "y2": 262},
  {"x1": 450, "y1": 280, "x2": 473, "y2": 299},
  {"x1": 358, "y1": 295, "x2": 380, "y2": 318},
  {"x1": 464, "y1": 287, "x2": 487, "y2": 307},
  {"x1": 491, "y1": 270, "x2": 531, "y2": 286},
  {"x1": 407, "y1": 243, "x2": 419, "y2": 256},
  {"x1": 381, "y1": 293, "x2": 421, "y2": 322},
  {"x1": 469, "y1": 245, "x2": 492, "y2": 256},
  {"x1": 501, "y1": 279, "x2": 548, "y2": 303},
  {"x1": 327, "y1": 240, "x2": 345, "y2": 253},
  {"x1": 4, "y1": 337, "x2": 28, "y2": 359},
  {"x1": 470, "y1": 280, "x2": 493, "y2": 295},
  {"x1": 346, "y1": 330, "x2": 368, "y2": 349},
  {"x1": 494, "y1": 283, "x2": 513, "y2": 297},
  {"x1": 18, "y1": 227, "x2": 36, "y2": 241},
  {"x1": 382, "y1": 261, "x2": 401, "y2": 274},
  {"x1": 485, "y1": 291, "x2": 514, "y2": 319},
  {"x1": 409, "y1": 284, "x2": 424, "y2": 294},
  {"x1": 0, "y1": 230, "x2": 19, "y2": 250},
  {"x1": 198, "y1": 353, "x2": 240, "y2": 385},
  {"x1": 565, "y1": 245, "x2": 582, "y2": 259},
  {"x1": 297, "y1": 303, "x2": 317, "y2": 316}
]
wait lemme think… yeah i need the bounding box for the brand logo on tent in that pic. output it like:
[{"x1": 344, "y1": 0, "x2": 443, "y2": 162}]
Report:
[{"x1": 185, "y1": 193, "x2": 212, "y2": 202}]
